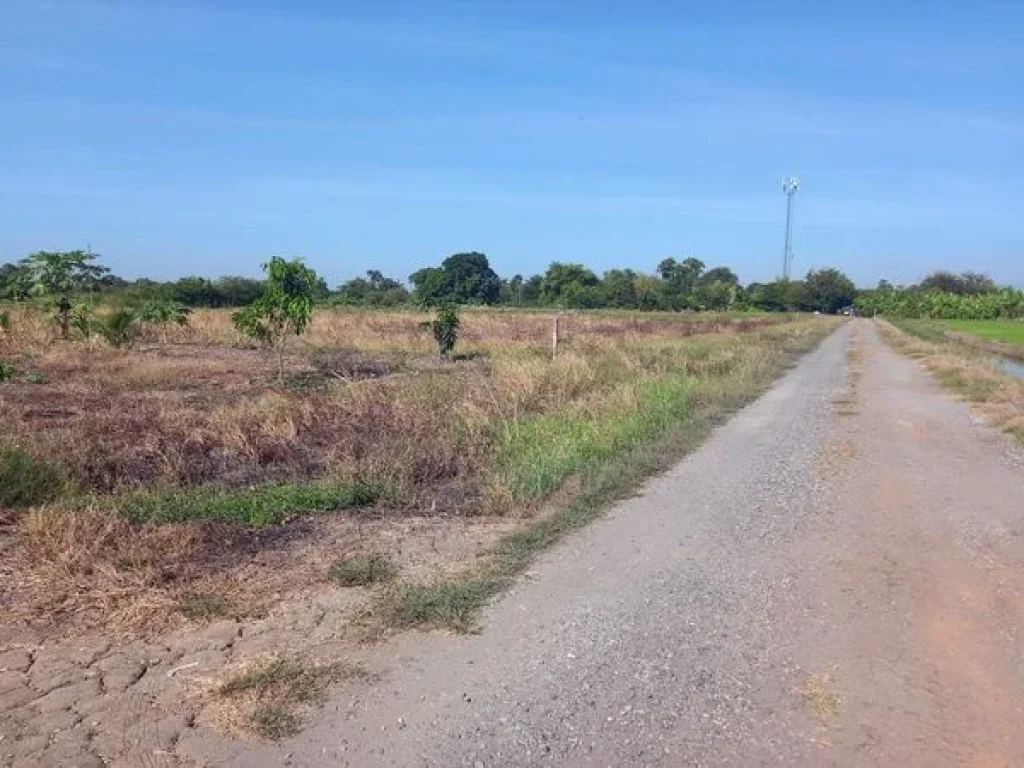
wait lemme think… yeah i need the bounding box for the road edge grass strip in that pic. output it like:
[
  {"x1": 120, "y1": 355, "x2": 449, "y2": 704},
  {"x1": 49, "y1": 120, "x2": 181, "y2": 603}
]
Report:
[
  {"x1": 878, "y1": 319, "x2": 1024, "y2": 442},
  {"x1": 490, "y1": 376, "x2": 699, "y2": 502},
  {"x1": 382, "y1": 321, "x2": 841, "y2": 632},
  {"x1": 120, "y1": 478, "x2": 391, "y2": 526}
]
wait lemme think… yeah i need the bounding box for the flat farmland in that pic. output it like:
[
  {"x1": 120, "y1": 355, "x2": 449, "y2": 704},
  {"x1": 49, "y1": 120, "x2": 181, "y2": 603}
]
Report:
[{"x1": 0, "y1": 306, "x2": 837, "y2": 748}]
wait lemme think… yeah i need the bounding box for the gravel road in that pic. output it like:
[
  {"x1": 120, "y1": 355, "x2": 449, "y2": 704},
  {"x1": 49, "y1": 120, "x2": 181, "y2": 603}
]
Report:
[{"x1": 192, "y1": 320, "x2": 1024, "y2": 767}]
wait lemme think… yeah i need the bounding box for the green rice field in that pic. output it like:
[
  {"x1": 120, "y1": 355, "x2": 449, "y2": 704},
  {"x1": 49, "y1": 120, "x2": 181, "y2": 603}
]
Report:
[{"x1": 938, "y1": 319, "x2": 1024, "y2": 347}]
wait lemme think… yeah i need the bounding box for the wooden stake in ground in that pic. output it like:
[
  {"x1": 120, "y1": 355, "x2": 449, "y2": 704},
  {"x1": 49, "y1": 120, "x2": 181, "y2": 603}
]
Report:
[{"x1": 552, "y1": 313, "x2": 561, "y2": 359}]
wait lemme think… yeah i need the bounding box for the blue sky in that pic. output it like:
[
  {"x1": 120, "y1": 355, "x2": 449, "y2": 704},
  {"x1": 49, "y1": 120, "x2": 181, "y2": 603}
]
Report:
[{"x1": 2, "y1": 1, "x2": 1022, "y2": 287}]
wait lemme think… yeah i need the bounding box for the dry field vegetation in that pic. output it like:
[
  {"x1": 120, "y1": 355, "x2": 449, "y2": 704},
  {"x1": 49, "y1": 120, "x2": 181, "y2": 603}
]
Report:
[
  {"x1": 880, "y1": 318, "x2": 1024, "y2": 440},
  {"x1": 1, "y1": 305, "x2": 836, "y2": 735}
]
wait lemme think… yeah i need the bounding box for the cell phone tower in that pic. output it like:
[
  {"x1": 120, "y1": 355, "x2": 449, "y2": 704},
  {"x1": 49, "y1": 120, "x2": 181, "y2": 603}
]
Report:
[{"x1": 781, "y1": 176, "x2": 800, "y2": 280}]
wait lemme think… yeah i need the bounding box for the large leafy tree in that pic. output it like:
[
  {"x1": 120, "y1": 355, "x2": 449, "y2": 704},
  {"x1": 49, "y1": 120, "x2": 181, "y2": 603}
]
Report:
[
  {"x1": 746, "y1": 279, "x2": 806, "y2": 312},
  {"x1": 693, "y1": 266, "x2": 740, "y2": 311},
  {"x1": 410, "y1": 252, "x2": 501, "y2": 306},
  {"x1": 19, "y1": 250, "x2": 110, "y2": 339},
  {"x1": 441, "y1": 252, "x2": 501, "y2": 304},
  {"x1": 919, "y1": 271, "x2": 996, "y2": 296},
  {"x1": 657, "y1": 257, "x2": 705, "y2": 309},
  {"x1": 232, "y1": 257, "x2": 320, "y2": 383},
  {"x1": 601, "y1": 269, "x2": 639, "y2": 308},
  {"x1": 540, "y1": 262, "x2": 600, "y2": 305},
  {"x1": 803, "y1": 268, "x2": 857, "y2": 314},
  {"x1": 698, "y1": 266, "x2": 739, "y2": 287},
  {"x1": 409, "y1": 266, "x2": 451, "y2": 307}
]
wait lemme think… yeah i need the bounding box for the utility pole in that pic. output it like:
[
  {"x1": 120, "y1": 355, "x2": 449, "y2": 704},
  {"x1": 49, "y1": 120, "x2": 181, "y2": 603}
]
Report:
[{"x1": 781, "y1": 177, "x2": 800, "y2": 280}]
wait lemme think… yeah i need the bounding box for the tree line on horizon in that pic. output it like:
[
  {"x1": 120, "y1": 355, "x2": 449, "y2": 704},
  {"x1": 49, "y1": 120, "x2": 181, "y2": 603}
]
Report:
[
  {"x1": 0, "y1": 249, "x2": 861, "y2": 315},
  {"x1": 4, "y1": 249, "x2": 1018, "y2": 319}
]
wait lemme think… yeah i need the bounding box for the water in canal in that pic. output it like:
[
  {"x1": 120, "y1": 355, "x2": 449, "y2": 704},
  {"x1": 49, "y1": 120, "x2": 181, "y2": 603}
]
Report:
[{"x1": 995, "y1": 356, "x2": 1024, "y2": 380}]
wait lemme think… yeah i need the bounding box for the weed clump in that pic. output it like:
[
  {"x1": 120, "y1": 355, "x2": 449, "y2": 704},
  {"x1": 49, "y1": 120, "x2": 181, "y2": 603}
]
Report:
[
  {"x1": 383, "y1": 578, "x2": 500, "y2": 632},
  {"x1": 218, "y1": 657, "x2": 360, "y2": 739},
  {"x1": 329, "y1": 553, "x2": 395, "y2": 586},
  {"x1": 0, "y1": 445, "x2": 63, "y2": 509},
  {"x1": 251, "y1": 705, "x2": 302, "y2": 739},
  {"x1": 177, "y1": 591, "x2": 235, "y2": 620}
]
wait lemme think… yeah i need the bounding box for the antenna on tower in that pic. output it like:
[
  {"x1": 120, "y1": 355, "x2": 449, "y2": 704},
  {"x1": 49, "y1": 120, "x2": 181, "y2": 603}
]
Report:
[{"x1": 781, "y1": 176, "x2": 800, "y2": 280}]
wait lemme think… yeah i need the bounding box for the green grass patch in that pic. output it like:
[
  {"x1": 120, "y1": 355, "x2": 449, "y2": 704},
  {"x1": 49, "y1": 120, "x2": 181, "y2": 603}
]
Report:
[
  {"x1": 0, "y1": 444, "x2": 64, "y2": 510},
  {"x1": 938, "y1": 319, "x2": 1024, "y2": 346},
  {"x1": 383, "y1": 579, "x2": 501, "y2": 632},
  {"x1": 329, "y1": 553, "x2": 396, "y2": 586},
  {"x1": 120, "y1": 479, "x2": 388, "y2": 526},
  {"x1": 491, "y1": 377, "x2": 697, "y2": 501}
]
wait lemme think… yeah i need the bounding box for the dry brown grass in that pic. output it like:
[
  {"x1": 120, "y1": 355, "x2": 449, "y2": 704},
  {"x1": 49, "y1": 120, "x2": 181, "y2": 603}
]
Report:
[
  {"x1": 162, "y1": 307, "x2": 784, "y2": 352},
  {"x1": 5, "y1": 506, "x2": 198, "y2": 634},
  {"x1": 879, "y1": 320, "x2": 1024, "y2": 440},
  {"x1": 0, "y1": 306, "x2": 833, "y2": 638},
  {"x1": 0, "y1": 309, "x2": 785, "y2": 495}
]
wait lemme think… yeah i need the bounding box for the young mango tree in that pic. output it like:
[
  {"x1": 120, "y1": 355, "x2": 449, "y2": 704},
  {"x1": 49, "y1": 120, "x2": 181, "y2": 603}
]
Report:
[
  {"x1": 429, "y1": 305, "x2": 460, "y2": 358},
  {"x1": 232, "y1": 257, "x2": 319, "y2": 383}
]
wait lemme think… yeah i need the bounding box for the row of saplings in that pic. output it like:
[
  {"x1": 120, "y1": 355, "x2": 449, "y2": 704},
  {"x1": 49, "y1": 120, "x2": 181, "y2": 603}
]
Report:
[
  {"x1": 0, "y1": 257, "x2": 462, "y2": 384},
  {"x1": 230, "y1": 258, "x2": 461, "y2": 382}
]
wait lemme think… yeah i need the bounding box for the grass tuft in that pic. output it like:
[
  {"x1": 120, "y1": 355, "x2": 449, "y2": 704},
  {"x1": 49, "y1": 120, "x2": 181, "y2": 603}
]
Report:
[
  {"x1": 0, "y1": 444, "x2": 64, "y2": 510},
  {"x1": 251, "y1": 705, "x2": 302, "y2": 739},
  {"x1": 383, "y1": 579, "x2": 502, "y2": 632},
  {"x1": 177, "y1": 591, "x2": 235, "y2": 621},
  {"x1": 329, "y1": 553, "x2": 396, "y2": 587},
  {"x1": 218, "y1": 656, "x2": 362, "y2": 739}
]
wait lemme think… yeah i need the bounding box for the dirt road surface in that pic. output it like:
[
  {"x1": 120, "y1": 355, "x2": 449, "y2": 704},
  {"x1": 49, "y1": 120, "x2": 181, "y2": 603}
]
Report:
[{"x1": 147, "y1": 321, "x2": 1024, "y2": 765}]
